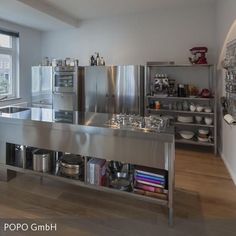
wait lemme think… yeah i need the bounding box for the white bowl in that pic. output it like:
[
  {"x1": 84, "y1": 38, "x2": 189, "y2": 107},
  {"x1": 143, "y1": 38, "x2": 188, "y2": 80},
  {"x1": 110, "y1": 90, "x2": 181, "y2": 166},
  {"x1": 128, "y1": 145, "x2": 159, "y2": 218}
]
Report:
[
  {"x1": 198, "y1": 129, "x2": 209, "y2": 135},
  {"x1": 195, "y1": 116, "x2": 203, "y2": 123},
  {"x1": 204, "y1": 107, "x2": 212, "y2": 113},
  {"x1": 177, "y1": 116, "x2": 193, "y2": 123},
  {"x1": 196, "y1": 106, "x2": 204, "y2": 112},
  {"x1": 204, "y1": 117, "x2": 213, "y2": 125},
  {"x1": 190, "y1": 104, "x2": 196, "y2": 112},
  {"x1": 179, "y1": 131, "x2": 195, "y2": 140},
  {"x1": 198, "y1": 136, "x2": 209, "y2": 142}
]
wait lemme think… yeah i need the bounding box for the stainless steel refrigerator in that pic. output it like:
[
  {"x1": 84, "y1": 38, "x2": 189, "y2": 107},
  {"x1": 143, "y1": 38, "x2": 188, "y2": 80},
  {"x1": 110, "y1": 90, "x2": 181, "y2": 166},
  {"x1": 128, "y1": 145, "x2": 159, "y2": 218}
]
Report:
[
  {"x1": 31, "y1": 66, "x2": 53, "y2": 108},
  {"x1": 84, "y1": 65, "x2": 144, "y2": 115}
]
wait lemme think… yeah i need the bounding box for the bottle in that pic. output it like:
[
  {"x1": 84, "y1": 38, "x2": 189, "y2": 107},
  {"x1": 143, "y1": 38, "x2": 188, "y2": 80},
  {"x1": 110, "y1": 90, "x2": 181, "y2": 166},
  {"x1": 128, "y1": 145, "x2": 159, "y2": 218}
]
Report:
[
  {"x1": 178, "y1": 84, "x2": 185, "y2": 97},
  {"x1": 90, "y1": 55, "x2": 95, "y2": 66},
  {"x1": 100, "y1": 57, "x2": 105, "y2": 66},
  {"x1": 155, "y1": 101, "x2": 161, "y2": 110},
  {"x1": 96, "y1": 53, "x2": 100, "y2": 66}
]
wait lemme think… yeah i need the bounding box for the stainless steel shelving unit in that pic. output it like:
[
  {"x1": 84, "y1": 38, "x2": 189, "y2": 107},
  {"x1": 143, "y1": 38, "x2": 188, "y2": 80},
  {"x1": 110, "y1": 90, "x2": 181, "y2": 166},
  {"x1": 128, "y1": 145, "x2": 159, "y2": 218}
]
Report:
[{"x1": 145, "y1": 63, "x2": 217, "y2": 155}]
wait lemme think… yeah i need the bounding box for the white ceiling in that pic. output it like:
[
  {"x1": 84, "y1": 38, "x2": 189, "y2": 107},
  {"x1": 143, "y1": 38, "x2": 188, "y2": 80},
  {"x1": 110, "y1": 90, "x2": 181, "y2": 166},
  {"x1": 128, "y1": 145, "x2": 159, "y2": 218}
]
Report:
[
  {"x1": 45, "y1": 0, "x2": 215, "y2": 20},
  {"x1": 0, "y1": 0, "x2": 216, "y2": 31}
]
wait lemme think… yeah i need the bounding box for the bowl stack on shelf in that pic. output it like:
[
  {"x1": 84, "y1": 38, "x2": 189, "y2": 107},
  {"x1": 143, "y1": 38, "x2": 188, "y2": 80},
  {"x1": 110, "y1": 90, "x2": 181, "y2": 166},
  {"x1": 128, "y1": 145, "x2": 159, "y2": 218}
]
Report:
[
  {"x1": 198, "y1": 129, "x2": 210, "y2": 142},
  {"x1": 133, "y1": 165, "x2": 168, "y2": 200}
]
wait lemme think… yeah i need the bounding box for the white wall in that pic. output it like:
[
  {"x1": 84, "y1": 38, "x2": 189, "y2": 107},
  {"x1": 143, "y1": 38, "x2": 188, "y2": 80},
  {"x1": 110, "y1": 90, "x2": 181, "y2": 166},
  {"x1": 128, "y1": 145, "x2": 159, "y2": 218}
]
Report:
[
  {"x1": 0, "y1": 19, "x2": 41, "y2": 106},
  {"x1": 216, "y1": 0, "x2": 236, "y2": 185},
  {"x1": 41, "y1": 2, "x2": 216, "y2": 66}
]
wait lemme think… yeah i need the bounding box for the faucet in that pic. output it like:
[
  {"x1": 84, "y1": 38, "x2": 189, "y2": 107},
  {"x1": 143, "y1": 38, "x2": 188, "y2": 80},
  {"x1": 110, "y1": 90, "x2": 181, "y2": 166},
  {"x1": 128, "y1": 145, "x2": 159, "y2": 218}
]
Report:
[{"x1": 0, "y1": 96, "x2": 7, "y2": 101}]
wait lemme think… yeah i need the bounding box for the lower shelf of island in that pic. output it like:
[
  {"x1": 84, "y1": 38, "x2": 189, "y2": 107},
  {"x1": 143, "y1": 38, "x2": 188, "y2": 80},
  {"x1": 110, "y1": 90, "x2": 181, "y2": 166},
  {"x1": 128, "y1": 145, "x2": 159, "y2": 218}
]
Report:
[{"x1": 1, "y1": 164, "x2": 168, "y2": 206}]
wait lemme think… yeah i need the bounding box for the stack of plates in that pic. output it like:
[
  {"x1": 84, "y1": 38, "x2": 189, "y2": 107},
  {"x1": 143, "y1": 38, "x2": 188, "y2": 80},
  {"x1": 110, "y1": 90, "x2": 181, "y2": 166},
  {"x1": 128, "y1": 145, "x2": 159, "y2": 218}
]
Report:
[
  {"x1": 197, "y1": 129, "x2": 209, "y2": 142},
  {"x1": 177, "y1": 116, "x2": 193, "y2": 123}
]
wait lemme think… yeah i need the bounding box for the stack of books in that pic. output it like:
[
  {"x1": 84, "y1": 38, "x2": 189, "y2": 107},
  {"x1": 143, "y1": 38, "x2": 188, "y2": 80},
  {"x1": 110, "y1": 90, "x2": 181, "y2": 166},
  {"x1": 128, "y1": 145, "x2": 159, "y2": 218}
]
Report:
[{"x1": 133, "y1": 165, "x2": 168, "y2": 200}]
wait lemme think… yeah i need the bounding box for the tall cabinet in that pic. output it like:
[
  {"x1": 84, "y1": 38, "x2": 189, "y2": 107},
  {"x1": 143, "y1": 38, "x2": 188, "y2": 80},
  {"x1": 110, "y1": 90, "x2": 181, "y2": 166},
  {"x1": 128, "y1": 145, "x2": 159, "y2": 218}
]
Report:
[
  {"x1": 84, "y1": 66, "x2": 144, "y2": 115},
  {"x1": 31, "y1": 66, "x2": 53, "y2": 108},
  {"x1": 145, "y1": 63, "x2": 217, "y2": 155}
]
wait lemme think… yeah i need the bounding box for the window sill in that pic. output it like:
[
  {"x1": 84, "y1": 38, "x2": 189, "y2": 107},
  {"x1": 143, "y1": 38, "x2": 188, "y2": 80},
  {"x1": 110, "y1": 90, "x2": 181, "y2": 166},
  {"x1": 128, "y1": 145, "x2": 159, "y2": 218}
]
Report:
[{"x1": 0, "y1": 97, "x2": 22, "y2": 103}]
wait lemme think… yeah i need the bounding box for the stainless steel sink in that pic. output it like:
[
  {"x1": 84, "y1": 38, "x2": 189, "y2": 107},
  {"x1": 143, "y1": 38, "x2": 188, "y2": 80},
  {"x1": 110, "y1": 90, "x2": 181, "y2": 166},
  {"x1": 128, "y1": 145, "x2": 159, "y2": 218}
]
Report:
[{"x1": 0, "y1": 107, "x2": 30, "y2": 114}]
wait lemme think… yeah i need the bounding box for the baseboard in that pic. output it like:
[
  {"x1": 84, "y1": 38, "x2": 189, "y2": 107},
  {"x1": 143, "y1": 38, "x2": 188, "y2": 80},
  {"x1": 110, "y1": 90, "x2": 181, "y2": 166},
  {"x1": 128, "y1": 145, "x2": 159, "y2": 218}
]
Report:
[{"x1": 220, "y1": 152, "x2": 236, "y2": 186}]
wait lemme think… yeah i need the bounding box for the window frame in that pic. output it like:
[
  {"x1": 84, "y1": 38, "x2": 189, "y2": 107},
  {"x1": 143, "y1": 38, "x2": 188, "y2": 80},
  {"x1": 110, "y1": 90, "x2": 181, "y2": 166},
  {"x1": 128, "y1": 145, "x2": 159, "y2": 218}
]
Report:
[{"x1": 0, "y1": 30, "x2": 19, "y2": 99}]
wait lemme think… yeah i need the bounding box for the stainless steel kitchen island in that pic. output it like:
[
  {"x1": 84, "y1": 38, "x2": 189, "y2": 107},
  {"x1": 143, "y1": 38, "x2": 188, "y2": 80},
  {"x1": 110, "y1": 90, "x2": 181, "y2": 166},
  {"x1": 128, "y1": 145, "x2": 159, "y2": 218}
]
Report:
[{"x1": 0, "y1": 107, "x2": 175, "y2": 225}]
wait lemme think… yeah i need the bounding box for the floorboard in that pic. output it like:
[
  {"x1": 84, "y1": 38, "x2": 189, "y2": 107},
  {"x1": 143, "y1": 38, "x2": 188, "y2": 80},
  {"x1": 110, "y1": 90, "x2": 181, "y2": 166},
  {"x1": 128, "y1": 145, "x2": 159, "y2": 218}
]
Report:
[{"x1": 0, "y1": 148, "x2": 235, "y2": 235}]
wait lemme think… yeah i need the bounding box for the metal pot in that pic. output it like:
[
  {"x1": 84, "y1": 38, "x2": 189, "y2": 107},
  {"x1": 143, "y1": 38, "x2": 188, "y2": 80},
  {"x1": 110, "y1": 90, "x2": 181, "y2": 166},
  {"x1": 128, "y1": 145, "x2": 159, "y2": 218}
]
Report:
[
  {"x1": 109, "y1": 172, "x2": 133, "y2": 192},
  {"x1": 59, "y1": 154, "x2": 84, "y2": 177},
  {"x1": 33, "y1": 149, "x2": 52, "y2": 173},
  {"x1": 15, "y1": 145, "x2": 26, "y2": 168}
]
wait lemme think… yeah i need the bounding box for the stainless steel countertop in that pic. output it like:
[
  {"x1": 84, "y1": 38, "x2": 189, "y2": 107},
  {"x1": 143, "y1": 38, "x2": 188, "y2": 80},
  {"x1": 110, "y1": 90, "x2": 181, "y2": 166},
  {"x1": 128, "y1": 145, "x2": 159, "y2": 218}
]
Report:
[{"x1": 0, "y1": 107, "x2": 174, "y2": 142}]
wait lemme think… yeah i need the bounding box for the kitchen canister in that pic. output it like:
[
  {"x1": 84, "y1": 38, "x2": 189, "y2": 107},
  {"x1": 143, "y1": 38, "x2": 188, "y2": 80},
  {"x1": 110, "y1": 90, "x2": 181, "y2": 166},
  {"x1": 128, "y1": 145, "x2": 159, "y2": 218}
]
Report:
[{"x1": 33, "y1": 149, "x2": 52, "y2": 173}]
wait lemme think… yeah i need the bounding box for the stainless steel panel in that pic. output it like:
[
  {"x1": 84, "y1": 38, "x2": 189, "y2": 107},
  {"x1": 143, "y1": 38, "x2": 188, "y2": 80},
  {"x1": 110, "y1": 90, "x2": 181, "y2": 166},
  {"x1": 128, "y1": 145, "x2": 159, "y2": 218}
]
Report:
[
  {"x1": 107, "y1": 66, "x2": 121, "y2": 114},
  {"x1": 31, "y1": 66, "x2": 53, "y2": 105},
  {"x1": 53, "y1": 93, "x2": 75, "y2": 111},
  {"x1": 97, "y1": 67, "x2": 109, "y2": 113},
  {"x1": 84, "y1": 66, "x2": 109, "y2": 113},
  {"x1": 0, "y1": 109, "x2": 174, "y2": 169},
  {"x1": 108, "y1": 66, "x2": 144, "y2": 115},
  {"x1": 84, "y1": 66, "x2": 144, "y2": 115}
]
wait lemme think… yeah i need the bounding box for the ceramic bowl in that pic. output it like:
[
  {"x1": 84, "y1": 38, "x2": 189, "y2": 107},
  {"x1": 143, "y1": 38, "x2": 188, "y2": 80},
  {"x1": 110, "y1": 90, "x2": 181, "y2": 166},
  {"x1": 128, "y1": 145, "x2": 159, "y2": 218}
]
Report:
[
  {"x1": 198, "y1": 129, "x2": 209, "y2": 135},
  {"x1": 190, "y1": 104, "x2": 196, "y2": 112},
  {"x1": 198, "y1": 133, "x2": 208, "y2": 139},
  {"x1": 204, "y1": 107, "x2": 212, "y2": 113},
  {"x1": 196, "y1": 106, "x2": 204, "y2": 112},
  {"x1": 204, "y1": 117, "x2": 213, "y2": 125},
  {"x1": 179, "y1": 131, "x2": 195, "y2": 140},
  {"x1": 198, "y1": 136, "x2": 209, "y2": 142},
  {"x1": 195, "y1": 116, "x2": 203, "y2": 123}
]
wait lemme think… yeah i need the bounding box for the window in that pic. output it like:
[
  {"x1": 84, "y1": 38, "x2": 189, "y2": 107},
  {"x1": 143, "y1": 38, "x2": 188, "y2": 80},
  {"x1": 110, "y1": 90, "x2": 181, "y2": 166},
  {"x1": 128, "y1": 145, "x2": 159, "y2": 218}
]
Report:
[{"x1": 0, "y1": 29, "x2": 19, "y2": 98}]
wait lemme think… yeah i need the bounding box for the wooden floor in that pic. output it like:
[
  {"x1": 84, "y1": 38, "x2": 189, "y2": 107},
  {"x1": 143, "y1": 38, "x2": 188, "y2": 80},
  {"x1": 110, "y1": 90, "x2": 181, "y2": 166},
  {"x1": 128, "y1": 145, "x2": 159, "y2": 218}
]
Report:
[{"x1": 0, "y1": 149, "x2": 236, "y2": 235}]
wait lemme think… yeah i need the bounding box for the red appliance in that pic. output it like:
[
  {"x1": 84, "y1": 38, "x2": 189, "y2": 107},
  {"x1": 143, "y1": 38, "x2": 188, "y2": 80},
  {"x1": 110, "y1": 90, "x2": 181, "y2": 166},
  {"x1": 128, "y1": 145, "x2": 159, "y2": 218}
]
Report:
[{"x1": 189, "y1": 47, "x2": 208, "y2": 64}]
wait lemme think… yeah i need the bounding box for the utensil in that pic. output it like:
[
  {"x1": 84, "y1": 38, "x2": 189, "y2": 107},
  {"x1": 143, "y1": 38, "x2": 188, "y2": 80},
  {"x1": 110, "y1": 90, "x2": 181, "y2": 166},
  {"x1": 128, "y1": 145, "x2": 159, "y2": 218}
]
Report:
[
  {"x1": 108, "y1": 161, "x2": 123, "y2": 174},
  {"x1": 110, "y1": 172, "x2": 132, "y2": 191}
]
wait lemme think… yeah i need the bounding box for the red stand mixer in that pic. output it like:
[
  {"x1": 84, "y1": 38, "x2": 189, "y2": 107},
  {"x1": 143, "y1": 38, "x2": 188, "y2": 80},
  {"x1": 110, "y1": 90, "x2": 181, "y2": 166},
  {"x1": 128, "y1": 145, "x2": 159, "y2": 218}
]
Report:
[{"x1": 189, "y1": 47, "x2": 208, "y2": 64}]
